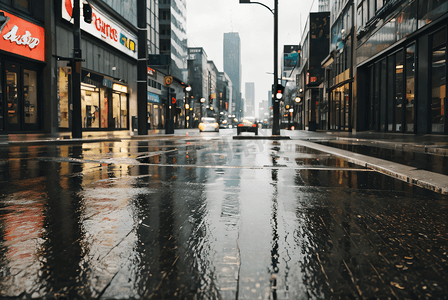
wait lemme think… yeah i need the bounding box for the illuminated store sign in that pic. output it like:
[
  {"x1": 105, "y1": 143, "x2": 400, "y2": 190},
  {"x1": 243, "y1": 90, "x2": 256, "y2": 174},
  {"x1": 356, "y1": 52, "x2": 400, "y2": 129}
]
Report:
[
  {"x1": 0, "y1": 10, "x2": 45, "y2": 61},
  {"x1": 62, "y1": 0, "x2": 137, "y2": 59}
]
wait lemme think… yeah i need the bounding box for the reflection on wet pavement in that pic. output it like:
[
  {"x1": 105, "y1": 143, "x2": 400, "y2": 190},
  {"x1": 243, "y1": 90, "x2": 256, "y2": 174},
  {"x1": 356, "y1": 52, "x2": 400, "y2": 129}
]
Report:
[{"x1": 0, "y1": 138, "x2": 447, "y2": 299}]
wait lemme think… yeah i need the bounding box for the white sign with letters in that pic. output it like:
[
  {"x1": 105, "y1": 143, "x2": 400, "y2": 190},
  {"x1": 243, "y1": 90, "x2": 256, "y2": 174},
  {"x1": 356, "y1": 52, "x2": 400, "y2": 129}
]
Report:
[{"x1": 62, "y1": 0, "x2": 137, "y2": 59}]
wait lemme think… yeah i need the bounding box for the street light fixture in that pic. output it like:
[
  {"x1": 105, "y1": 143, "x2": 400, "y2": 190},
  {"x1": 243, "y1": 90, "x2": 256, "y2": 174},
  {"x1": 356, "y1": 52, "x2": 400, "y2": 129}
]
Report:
[
  {"x1": 239, "y1": 0, "x2": 279, "y2": 135},
  {"x1": 200, "y1": 97, "x2": 205, "y2": 121}
]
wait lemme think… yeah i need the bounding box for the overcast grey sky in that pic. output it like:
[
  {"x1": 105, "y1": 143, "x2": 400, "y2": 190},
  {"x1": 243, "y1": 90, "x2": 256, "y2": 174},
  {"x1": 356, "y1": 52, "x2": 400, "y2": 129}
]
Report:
[{"x1": 186, "y1": 0, "x2": 319, "y2": 117}]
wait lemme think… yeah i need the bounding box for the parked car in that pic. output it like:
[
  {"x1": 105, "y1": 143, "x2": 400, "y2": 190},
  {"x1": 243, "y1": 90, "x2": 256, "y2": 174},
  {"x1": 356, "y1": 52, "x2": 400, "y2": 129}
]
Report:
[
  {"x1": 199, "y1": 117, "x2": 219, "y2": 132},
  {"x1": 237, "y1": 117, "x2": 258, "y2": 135}
]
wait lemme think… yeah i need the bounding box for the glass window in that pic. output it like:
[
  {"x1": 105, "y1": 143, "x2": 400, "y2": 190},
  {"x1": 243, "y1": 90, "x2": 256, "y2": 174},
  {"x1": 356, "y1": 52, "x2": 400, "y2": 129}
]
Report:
[
  {"x1": 431, "y1": 29, "x2": 446, "y2": 133},
  {"x1": 58, "y1": 67, "x2": 70, "y2": 128},
  {"x1": 395, "y1": 50, "x2": 404, "y2": 131},
  {"x1": 100, "y1": 88, "x2": 108, "y2": 128},
  {"x1": 380, "y1": 58, "x2": 387, "y2": 131},
  {"x1": 113, "y1": 93, "x2": 121, "y2": 128},
  {"x1": 363, "y1": 1, "x2": 368, "y2": 26},
  {"x1": 120, "y1": 94, "x2": 127, "y2": 128},
  {"x1": 376, "y1": 0, "x2": 383, "y2": 10},
  {"x1": 405, "y1": 44, "x2": 415, "y2": 132},
  {"x1": 387, "y1": 54, "x2": 395, "y2": 131},
  {"x1": 369, "y1": 0, "x2": 375, "y2": 20},
  {"x1": 6, "y1": 69, "x2": 18, "y2": 125},
  {"x1": 418, "y1": 0, "x2": 448, "y2": 28},
  {"x1": 357, "y1": 5, "x2": 363, "y2": 29},
  {"x1": 81, "y1": 87, "x2": 100, "y2": 128},
  {"x1": 23, "y1": 69, "x2": 37, "y2": 125}
]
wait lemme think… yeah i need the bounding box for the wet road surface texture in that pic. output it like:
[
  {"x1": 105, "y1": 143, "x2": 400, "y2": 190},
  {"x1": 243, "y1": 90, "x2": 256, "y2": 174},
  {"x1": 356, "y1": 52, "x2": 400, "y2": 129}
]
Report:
[{"x1": 1, "y1": 131, "x2": 447, "y2": 299}]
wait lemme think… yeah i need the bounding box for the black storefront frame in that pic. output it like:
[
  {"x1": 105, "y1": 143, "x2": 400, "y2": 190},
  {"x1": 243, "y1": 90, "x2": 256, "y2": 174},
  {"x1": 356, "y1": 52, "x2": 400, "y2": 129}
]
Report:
[
  {"x1": 428, "y1": 27, "x2": 448, "y2": 134},
  {"x1": 357, "y1": 9, "x2": 448, "y2": 135},
  {"x1": 0, "y1": 57, "x2": 43, "y2": 133}
]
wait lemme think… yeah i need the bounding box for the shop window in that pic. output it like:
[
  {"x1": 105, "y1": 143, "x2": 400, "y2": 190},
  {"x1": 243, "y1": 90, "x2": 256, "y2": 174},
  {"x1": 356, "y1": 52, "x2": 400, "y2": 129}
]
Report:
[
  {"x1": 6, "y1": 68, "x2": 18, "y2": 126},
  {"x1": 58, "y1": 67, "x2": 70, "y2": 128},
  {"x1": 81, "y1": 85, "x2": 100, "y2": 129},
  {"x1": 405, "y1": 44, "x2": 415, "y2": 133},
  {"x1": 380, "y1": 58, "x2": 387, "y2": 132},
  {"x1": 395, "y1": 50, "x2": 404, "y2": 131},
  {"x1": 431, "y1": 29, "x2": 446, "y2": 133},
  {"x1": 113, "y1": 93, "x2": 120, "y2": 128},
  {"x1": 120, "y1": 94, "x2": 127, "y2": 128},
  {"x1": 387, "y1": 54, "x2": 395, "y2": 131},
  {"x1": 23, "y1": 69, "x2": 37, "y2": 125},
  {"x1": 100, "y1": 88, "x2": 108, "y2": 128}
]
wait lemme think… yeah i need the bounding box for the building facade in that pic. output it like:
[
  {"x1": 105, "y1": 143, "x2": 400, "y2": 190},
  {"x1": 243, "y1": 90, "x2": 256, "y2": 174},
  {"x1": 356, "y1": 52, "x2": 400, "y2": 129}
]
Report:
[
  {"x1": 158, "y1": 0, "x2": 187, "y2": 129},
  {"x1": 217, "y1": 71, "x2": 232, "y2": 125},
  {"x1": 355, "y1": 0, "x2": 448, "y2": 134},
  {"x1": 55, "y1": 0, "x2": 138, "y2": 133},
  {"x1": 146, "y1": 0, "x2": 164, "y2": 130},
  {"x1": 296, "y1": 12, "x2": 330, "y2": 130},
  {"x1": 0, "y1": 0, "x2": 47, "y2": 133},
  {"x1": 245, "y1": 82, "x2": 255, "y2": 117},
  {"x1": 223, "y1": 32, "x2": 242, "y2": 119},
  {"x1": 317, "y1": 0, "x2": 448, "y2": 135},
  {"x1": 187, "y1": 47, "x2": 209, "y2": 124}
]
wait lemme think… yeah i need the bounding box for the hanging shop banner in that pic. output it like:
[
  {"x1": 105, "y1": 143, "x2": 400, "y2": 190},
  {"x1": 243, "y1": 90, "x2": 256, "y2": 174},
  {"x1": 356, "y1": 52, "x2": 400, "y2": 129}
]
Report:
[
  {"x1": 62, "y1": 0, "x2": 137, "y2": 59},
  {"x1": 0, "y1": 10, "x2": 45, "y2": 61}
]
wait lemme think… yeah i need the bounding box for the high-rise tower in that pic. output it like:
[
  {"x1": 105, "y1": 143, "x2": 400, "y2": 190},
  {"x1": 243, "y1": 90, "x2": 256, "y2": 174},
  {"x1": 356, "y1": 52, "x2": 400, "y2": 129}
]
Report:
[
  {"x1": 245, "y1": 82, "x2": 255, "y2": 117},
  {"x1": 223, "y1": 32, "x2": 242, "y2": 119}
]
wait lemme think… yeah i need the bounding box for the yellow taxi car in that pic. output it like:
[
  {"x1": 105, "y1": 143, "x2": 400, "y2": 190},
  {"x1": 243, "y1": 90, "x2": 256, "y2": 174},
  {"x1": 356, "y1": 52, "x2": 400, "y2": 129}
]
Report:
[{"x1": 199, "y1": 117, "x2": 219, "y2": 132}]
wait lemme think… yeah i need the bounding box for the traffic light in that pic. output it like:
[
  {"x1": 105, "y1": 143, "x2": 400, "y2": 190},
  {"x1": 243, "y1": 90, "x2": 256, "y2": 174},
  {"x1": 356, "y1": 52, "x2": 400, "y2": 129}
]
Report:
[
  {"x1": 275, "y1": 84, "x2": 284, "y2": 100},
  {"x1": 83, "y1": 2, "x2": 92, "y2": 23}
]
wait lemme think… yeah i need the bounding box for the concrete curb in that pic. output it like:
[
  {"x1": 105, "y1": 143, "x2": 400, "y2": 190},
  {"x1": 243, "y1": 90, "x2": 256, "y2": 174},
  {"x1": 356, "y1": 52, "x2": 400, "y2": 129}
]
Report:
[{"x1": 296, "y1": 140, "x2": 448, "y2": 195}]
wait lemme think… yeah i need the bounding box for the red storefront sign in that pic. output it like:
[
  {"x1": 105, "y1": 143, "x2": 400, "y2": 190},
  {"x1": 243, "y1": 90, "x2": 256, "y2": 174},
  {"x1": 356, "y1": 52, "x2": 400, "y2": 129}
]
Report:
[{"x1": 0, "y1": 10, "x2": 45, "y2": 62}]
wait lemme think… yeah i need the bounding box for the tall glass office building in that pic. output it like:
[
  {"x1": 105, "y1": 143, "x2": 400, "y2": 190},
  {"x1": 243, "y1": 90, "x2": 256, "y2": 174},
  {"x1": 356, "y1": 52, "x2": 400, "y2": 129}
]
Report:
[
  {"x1": 159, "y1": 0, "x2": 187, "y2": 81},
  {"x1": 224, "y1": 32, "x2": 242, "y2": 118}
]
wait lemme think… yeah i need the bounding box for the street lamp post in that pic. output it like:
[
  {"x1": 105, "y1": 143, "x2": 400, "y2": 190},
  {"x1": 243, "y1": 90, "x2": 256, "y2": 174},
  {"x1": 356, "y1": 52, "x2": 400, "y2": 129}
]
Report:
[
  {"x1": 185, "y1": 86, "x2": 191, "y2": 128},
  {"x1": 239, "y1": 0, "x2": 279, "y2": 135},
  {"x1": 200, "y1": 98, "x2": 205, "y2": 121}
]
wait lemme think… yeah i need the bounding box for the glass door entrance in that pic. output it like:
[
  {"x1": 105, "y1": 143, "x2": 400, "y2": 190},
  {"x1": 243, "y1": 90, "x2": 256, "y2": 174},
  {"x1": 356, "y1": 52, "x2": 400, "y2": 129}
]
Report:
[
  {"x1": 6, "y1": 64, "x2": 20, "y2": 131},
  {"x1": 4, "y1": 63, "x2": 39, "y2": 131}
]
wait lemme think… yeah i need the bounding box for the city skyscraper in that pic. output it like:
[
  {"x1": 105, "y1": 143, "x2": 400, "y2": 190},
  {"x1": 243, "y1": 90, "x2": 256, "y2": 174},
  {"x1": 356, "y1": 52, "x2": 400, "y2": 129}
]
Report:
[
  {"x1": 245, "y1": 82, "x2": 255, "y2": 117},
  {"x1": 223, "y1": 32, "x2": 242, "y2": 118},
  {"x1": 159, "y1": 0, "x2": 188, "y2": 82}
]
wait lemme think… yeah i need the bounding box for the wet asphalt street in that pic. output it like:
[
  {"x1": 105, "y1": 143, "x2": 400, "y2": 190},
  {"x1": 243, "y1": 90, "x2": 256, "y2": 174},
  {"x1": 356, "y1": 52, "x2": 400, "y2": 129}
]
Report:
[{"x1": 0, "y1": 129, "x2": 447, "y2": 299}]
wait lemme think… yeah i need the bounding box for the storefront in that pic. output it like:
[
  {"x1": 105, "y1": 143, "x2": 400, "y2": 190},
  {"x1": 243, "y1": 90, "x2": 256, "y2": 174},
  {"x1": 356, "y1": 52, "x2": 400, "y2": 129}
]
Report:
[
  {"x1": 56, "y1": 0, "x2": 137, "y2": 132},
  {"x1": 147, "y1": 91, "x2": 163, "y2": 129},
  {"x1": 58, "y1": 69, "x2": 129, "y2": 130},
  {"x1": 356, "y1": 0, "x2": 447, "y2": 134},
  {"x1": 0, "y1": 9, "x2": 45, "y2": 133}
]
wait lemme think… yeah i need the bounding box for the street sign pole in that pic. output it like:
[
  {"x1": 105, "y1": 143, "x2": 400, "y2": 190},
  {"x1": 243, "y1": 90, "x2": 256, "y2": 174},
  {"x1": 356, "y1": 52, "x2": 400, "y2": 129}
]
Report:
[{"x1": 72, "y1": 0, "x2": 82, "y2": 138}]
